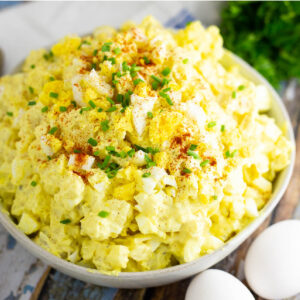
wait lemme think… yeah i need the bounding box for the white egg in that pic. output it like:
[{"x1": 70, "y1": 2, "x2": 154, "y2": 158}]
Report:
[
  {"x1": 185, "y1": 269, "x2": 255, "y2": 300},
  {"x1": 245, "y1": 220, "x2": 300, "y2": 299}
]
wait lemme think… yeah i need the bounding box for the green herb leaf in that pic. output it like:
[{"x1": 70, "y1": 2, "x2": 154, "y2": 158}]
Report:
[
  {"x1": 147, "y1": 111, "x2": 153, "y2": 118},
  {"x1": 88, "y1": 138, "x2": 98, "y2": 147},
  {"x1": 207, "y1": 121, "x2": 217, "y2": 128},
  {"x1": 221, "y1": 124, "x2": 226, "y2": 132},
  {"x1": 59, "y1": 106, "x2": 67, "y2": 112},
  {"x1": 101, "y1": 42, "x2": 112, "y2": 52},
  {"x1": 89, "y1": 100, "x2": 96, "y2": 108},
  {"x1": 48, "y1": 127, "x2": 58, "y2": 135},
  {"x1": 31, "y1": 181, "x2": 37, "y2": 187},
  {"x1": 133, "y1": 78, "x2": 144, "y2": 86},
  {"x1": 127, "y1": 149, "x2": 135, "y2": 157},
  {"x1": 183, "y1": 168, "x2": 192, "y2": 174},
  {"x1": 142, "y1": 172, "x2": 151, "y2": 178},
  {"x1": 49, "y1": 92, "x2": 58, "y2": 99},
  {"x1": 41, "y1": 106, "x2": 48, "y2": 113},
  {"x1": 183, "y1": 58, "x2": 189, "y2": 64},
  {"x1": 161, "y1": 67, "x2": 171, "y2": 76},
  {"x1": 159, "y1": 92, "x2": 173, "y2": 105},
  {"x1": 98, "y1": 210, "x2": 109, "y2": 218},
  {"x1": 6, "y1": 112, "x2": 13, "y2": 117},
  {"x1": 113, "y1": 47, "x2": 121, "y2": 54},
  {"x1": 101, "y1": 120, "x2": 109, "y2": 132},
  {"x1": 74, "y1": 149, "x2": 81, "y2": 153},
  {"x1": 28, "y1": 101, "x2": 36, "y2": 106},
  {"x1": 189, "y1": 144, "x2": 198, "y2": 151},
  {"x1": 187, "y1": 150, "x2": 200, "y2": 159},
  {"x1": 107, "y1": 106, "x2": 117, "y2": 112},
  {"x1": 60, "y1": 219, "x2": 71, "y2": 224},
  {"x1": 200, "y1": 159, "x2": 210, "y2": 167}
]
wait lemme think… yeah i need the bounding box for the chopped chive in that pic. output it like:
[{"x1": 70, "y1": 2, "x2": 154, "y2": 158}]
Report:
[
  {"x1": 98, "y1": 155, "x2": 111, "y2": 169},
  {"x1": 88, "y1": 138, "x2": 98, "y2": 147},
  {"x1": 97, "y1": 108, "x2": 103, "y2": 112},
  {"x1": 48, "y1": 127, "x2": 58, "y2": 135},
  {"x1": 106, "y1": 97, "x2": 115, "y2": 105},
  {"x1": 162, "y1": 87, "x2": 171, "y2": 92},
  {"x1": 143, "y1": 56, "x2": 151, "y2": 64},
  {"x1": 88, "y1": 100, "x2": 96, "y2": 108},
  {"x1": 151, "y1": 81, "x2": 159, "y2": 90},
  {"x1": 106, "y1": 146, "x2": 115, "y2": 152},
  {"x1": 31, "y1": 181, "x2": 37, "y2": 187},
  {"x1": 212, "y1": 195, "x2": 218, "y2": 200},
  {"x1": 183, "y1": 58, "x2": 189, "y2": 64},
  {"x1": 225, "y1": 150, "x2": 237, "y2": 158},
  {"x1": 238, "y1": 85, "x2": 245, "y2": 91},
  {"x1": 151, "y1": 75, "x2": 161, "y2": 83},
  {"x1": 122, "y1": 61, "x2": 130, "y2": 72},
  {"x1": 133, "y1": 78, "x2": 144, "y2": 86},
  {"x1": 119, "y1": 151, "x2": 127, "y2": 158},
  {"x1": 101, "y1": 120, "x2": 109, "y2": 132},
  {"x1": 41, "y1": 106, "x2": 48, "y2": 113},
  {"x1": 127, "y1": 149, "x2": 135, "y2": 157},
  {"x1": 93, "y1": 49, "x2": 98, "y2": 56},
  {"x1": 186, "y1": 21, "x2": 192, "y2": 26},
  {"x1": 159, "y1": 92, "x2": 173, "y2": 105},
  {"x1": 232, "y1": 91, "x2": 236, "y2": 98},
  {"x1": 49, "y1": 92, "x2": 58, "y2": 99},
  {"x1": 183, "y1": 168, "x2": 192, "y2": 174},
  {"x1": 30, "y1": 64, "x2": 35, "y2": 69},
  {"x1": 101, "y1": 42, "x2": 112, "y2": 52},
  {"x1": 80, "y1": 107, "x2": 91, "y2": 114},
  {"x1": 189, "y1": 144, "x2": 198, "y2": 151},
  {"x1": 144, "y1": 154, "x2": 156, "y2": 168},
  {"x1": 49, "y1": 76, "x2": 55, "y2": 81},
  {"x1": 221, "y1": 124, "x2": 226, "y2": 132},
  {"x1": 28, "y1": 101, "x2": 36, "y2": 106},
  {"x1": 142, "y1": 172, "x2": 151, "y2": 178},
  {"x1": 71, "y1": 101, "x2": 77, "y2": 107},
  {"x1": 107, "y1": 57, "x2": 116, "y2": 65},
  {"x1": 113, "y1": 47, "x2": 121, "y2": 54},
  {"x1": 60, "y1": 219, "x2": 71, "y2": 224},
  {"x1": 161, "y1": 78, "x2": 170, "y2": 87},
  {"x1": 93, "y1": 150, "x2": 100, "y2": 156},
  {"x1": 200, "y1": 159, "x2": 210, "y2": 167},
  {"x1": 74, "y1": 149, "x2": 81, "y2": 153},
  {"x1": 91, "y1": 63, "x2": 97, "y2": 70},
  {"x1": 98, "y1": 210, "x2": 109, "y2": 218},
  {"x1": 187, "y1": 150, "x2": 200, "y2": 159},
  {"x1": 59, "y1": 106, "x2": 67, "y2": 112},
  {"x1": 47, "y1": 155, "x2": 52, "y2": 160},
  {"x1": 161, "y1": 67, "x2": 171, "y2": 76},
  {"x1": 29, "y1": 86, "x2": 34, "y2": 94},
  {"x1": 6, "y1": 112, "x2": 13, "y2": 117},
  {"x1": 107, "y1": 106, "x2": 117, "y2": 112},
  {"x1": 207, "y1": 121, "x2": 216, "y2": 128},
  {"x1": 147, "y1": 111, "x2": 153, "y2": 119}
]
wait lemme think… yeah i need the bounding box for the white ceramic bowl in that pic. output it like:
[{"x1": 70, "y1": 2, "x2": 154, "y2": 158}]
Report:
[{"x1": 0, "y1": 50, "x2": 295, "y2": 288}]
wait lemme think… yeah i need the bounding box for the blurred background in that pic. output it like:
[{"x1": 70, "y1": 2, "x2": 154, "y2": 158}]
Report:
[{"x1": 0, "y1": 2, "x2": 299, "y2": 300}]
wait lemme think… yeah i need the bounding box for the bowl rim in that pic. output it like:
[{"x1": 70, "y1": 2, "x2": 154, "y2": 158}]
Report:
[{"x1": 0, "y1": 50, "x2": 296, "y2": 282}]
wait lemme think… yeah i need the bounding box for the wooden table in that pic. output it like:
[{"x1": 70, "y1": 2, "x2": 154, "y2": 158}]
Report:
[{"x1": 32, "y1": 82, "x2": 299, "y2": 300}]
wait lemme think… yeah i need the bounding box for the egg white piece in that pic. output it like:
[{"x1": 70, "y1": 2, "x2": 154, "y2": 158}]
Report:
[
  {"x1": 245, "y1": 220, "x2": 300, "y2": 300},
  {"x1": 185, "y1": 269, "x2": 255, "y2": 300},
  {"x1": 131, "y1": 94, "x2": 157, "y2": 136}
]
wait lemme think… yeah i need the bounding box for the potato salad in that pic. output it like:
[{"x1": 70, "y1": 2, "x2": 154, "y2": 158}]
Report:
[{"x1": 0, "y1": 17, "x2": 291, "y2": 273}]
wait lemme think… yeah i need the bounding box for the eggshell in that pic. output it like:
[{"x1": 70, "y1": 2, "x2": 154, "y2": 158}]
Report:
[
  {"x1": 185, "y1": 269, "x2": 255, "y2": 300},
  {"x1": 245, "y1": 220, "x2": 300, "y2": 299}
]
